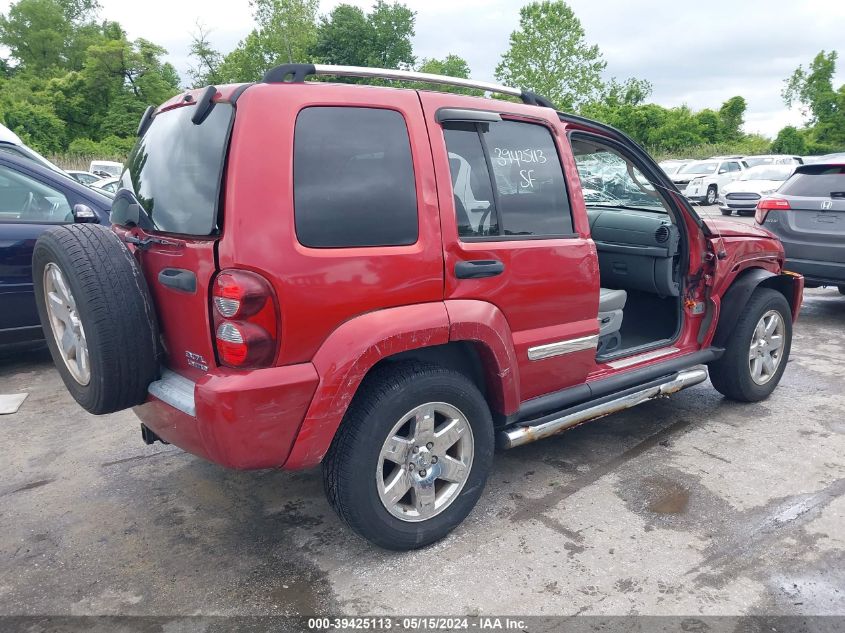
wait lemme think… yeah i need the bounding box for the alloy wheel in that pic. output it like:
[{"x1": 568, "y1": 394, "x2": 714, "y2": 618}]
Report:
[
  {"x1": 748, "y1": 309, "x2": 785, "y2": 385},
  {"x1": 376, "y1": 402, "x2": 474, "y2": 522},
  {"x1": 43, "y1": 262, "x2": 90, "y2": 385}
]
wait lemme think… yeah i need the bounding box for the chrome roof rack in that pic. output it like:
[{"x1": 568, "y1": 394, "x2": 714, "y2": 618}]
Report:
[{"x1": 261, "y1": 63, "x2": 556, "y2": 108}]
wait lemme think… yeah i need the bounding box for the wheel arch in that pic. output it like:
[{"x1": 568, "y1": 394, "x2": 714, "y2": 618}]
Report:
[
  {"x1": 284, "y1": 300, "x2": 520, "y2": 470},
  {"x1": 713, "y1": 267, "x2": 802, "y2": 347}
]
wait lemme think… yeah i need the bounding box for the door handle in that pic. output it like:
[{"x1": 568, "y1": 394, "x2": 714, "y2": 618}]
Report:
[
  {"x1": 158, "y1": 268, "x2": 196, "y2": 293},
  {"x1": 455, "y1": 259, "x2": 505, "y2": 279}
]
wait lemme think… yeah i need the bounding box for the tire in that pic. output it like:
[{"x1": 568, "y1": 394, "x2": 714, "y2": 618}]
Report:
[
  {"x1": 706, "y1": 185, "x2": 717, "y2": 206},
  {"x1": 32, "y1": 224, "x2": 159, "y2": 414},
  {"x1": 708, "y1": 288, "x2": 792, "y2": 402},
  {"x1": 838, "y1": 285, "x2": 845, "y2": 295},
  {"x1": 323, "y1": 361, "x2": 494, "y2": 550},
  {"x1": 720, "y1": 208, "x2": 732, "y2": 216}
]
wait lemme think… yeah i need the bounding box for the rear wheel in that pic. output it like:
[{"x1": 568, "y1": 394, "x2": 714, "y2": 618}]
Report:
[
  {"x1": 33, "y1": 224, "x2": 159, "y2": 414},
  {"x1": 323, "y1": 362, "x2": 493, "y2": 550},
  {"x1": 709, "y1": 288, "x2": 792, "y2": 402}
]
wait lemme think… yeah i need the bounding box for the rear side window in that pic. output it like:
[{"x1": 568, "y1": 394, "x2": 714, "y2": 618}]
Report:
[
  {"x1": 294, "y1": 107, "x2": 418, "y2": 248},
  {"x1": 120, "y1": 103, "x2": 233, "y2": 235},
  {"x1": 779, "y1": 166, "x2": 845, "y2": 197},
  {"x1": 443, "y1": 119, "x2": 573, "y2": 239}
]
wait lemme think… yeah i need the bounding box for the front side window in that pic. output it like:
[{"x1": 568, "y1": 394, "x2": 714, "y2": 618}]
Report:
[
  {"x1": 443, "y1": 119, "x2": 573, "y2": 238},
  {"x1": 294, "y1": 107, "x2": 418, "y2": 248},
  {"x1": 0, "y1": 165, "x2": 71, "y2": 224},
  {"x1": 571, "y1": 138, "x2": 671, "y2": 214}
]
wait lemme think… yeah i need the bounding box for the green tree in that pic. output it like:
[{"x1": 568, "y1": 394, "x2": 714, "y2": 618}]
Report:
[
  {"x1": 770, "y1": 126, "x2": 807, "y2": 154},
  {"x1": 310, "y1": 4, "x2": 371, "y2": 67},
  {"x1": 1, "y1": 101, "x2": 66, "y2": 152},
  {"x1": 414, "y1": 54, "x2": 480, "y2": 95},
  {"x1": 215, "y1": 0, "x2": 318, "y2": 82},
  {"x1": 188, "y1": 23, "x2": 223, "y2": 87},
  {"x1": 495, "y1": 0, "x2": 606, "y2": 111},
  {"x1": 309, "y1": 1, "x2": 416, "y2": 74},
  {"x1": 718, "y1": 95, "x2": 746, "y2": 141},
  {"x1": 783, "y1": 51, "x2": 845, "y2": 150},
  {"x1": 366, "y1": 0, "x2": 415, "y2": 69},
  {"x1": 0, "y1": 0, "x2": 101, "y2": 72}
]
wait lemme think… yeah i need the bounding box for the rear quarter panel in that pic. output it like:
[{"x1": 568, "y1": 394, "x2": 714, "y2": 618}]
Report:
[{"x1": 219, "y1": 83, "x2": 444, "y2": 365}]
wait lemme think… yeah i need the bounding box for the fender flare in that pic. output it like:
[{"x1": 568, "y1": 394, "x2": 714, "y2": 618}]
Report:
[
  {"x1": 444, "y1": 299, "x2": 520, "y2": 420},
  {"x1": 284, "y1": 300, "x2": 522, "y2": 470},
  {"x1": 284, "y1": 303, "x2": 451, "y2": 469},
  {"x1": 712, "y1": 268, "x2": 801, "y2": 347}
]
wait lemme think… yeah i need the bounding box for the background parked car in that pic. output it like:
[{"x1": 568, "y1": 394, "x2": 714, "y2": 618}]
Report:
[
  {"x1": 743, "y1": 154, "x2": 803, "y2": 168},
  {"x1": 806, "y1": 152, "x2": 845, "y2": 164},
  {"x1": 658, "y1": 159, "x2": 691, "y2": 176},
  {"x1": 0, "y1": 124, "x2": 65, "y2": 174},
  {"x1": 91, "y1": 176, "x2": 119, "y2": 194},
  {"x1": 0, "y1": 152, "x2": 112, "y2": 344},
  {"x1": 718, "y1": 164, "x2": 795, "y2": 216},
  {"x1": 755, "y1": 162, "x2": 845, "y2": 291},
  {"x1": 66, "y1": 170, "x2": 101, "y2": 186},
  {"x1": 672, "y1": 158, "x2": 748, "y2": 204},
  {"x1": 88, "y1": 160, "x2": 123, "y2": 178}
]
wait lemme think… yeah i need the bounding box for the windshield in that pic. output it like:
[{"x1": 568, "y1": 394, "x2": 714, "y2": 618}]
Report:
[
  {"x1": 679, "y1": 161, "x2": 717, "y2": 175},
  {"x1": 117, "y1": 102, "x2": 233, "y2": 235},
  {"x1": 740, "y1": 165, "x2": 793, "y2": 181},
  {"x1": 572, "y1": 139, "x2": 670, "y2": 213}
]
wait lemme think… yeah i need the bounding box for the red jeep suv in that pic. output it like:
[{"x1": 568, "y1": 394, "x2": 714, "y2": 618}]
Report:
[{"x1": 33, "y1": 64, "x2": 803, "y2": 550}]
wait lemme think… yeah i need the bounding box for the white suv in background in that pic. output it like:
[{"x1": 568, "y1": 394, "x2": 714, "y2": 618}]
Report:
[{"x1": 672, "y1": 158, "x2": 748, "y2": 205}]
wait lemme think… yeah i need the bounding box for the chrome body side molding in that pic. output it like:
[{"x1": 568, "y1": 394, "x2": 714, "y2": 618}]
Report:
[{"x1": 527, "y1": 334, "x2": 599, "y2": 361}]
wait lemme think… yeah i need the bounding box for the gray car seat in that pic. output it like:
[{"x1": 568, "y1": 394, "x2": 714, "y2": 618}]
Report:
[{"x1": 597, "y1": 288, "x2": 627, "y2": 355}]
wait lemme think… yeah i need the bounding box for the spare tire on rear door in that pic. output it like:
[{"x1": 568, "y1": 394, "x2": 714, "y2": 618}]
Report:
[{"x1": 33, "y1": 224, "x2": 159, "y2": 414}]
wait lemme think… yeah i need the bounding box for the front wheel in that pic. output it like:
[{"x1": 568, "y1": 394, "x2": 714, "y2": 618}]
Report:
[
  {"x1": 706, "y1": 185, "x2": 718, "y2": 206},
  {"x1": 720, "y1": 208, "x2": 732, "y2": 216},
  {"x1": 323, "y1": 362, "x2": 494, "y2": 550},
  {"x1": 709, "y1": 288, "x2": 792, "y2": 402}
]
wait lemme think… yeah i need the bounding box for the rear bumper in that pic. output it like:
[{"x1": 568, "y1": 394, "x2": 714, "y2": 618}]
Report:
[
  {"x1": 785, "y1": 257, "x2": 845, "y2": 285},
  {"x1": 134, "y1": 363, "x2": 319, "y2": 469}
]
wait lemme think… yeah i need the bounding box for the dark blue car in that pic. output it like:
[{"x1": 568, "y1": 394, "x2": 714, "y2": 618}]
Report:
[{"x1": 0, "y1": 153, "x2": 112, "y2": 344}]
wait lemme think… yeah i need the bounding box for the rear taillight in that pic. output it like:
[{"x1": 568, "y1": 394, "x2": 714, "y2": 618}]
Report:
[
  {"x1": 212, "y1": 270, "x2": 278, "y2": 368},
  {"x1": 755, "y1": 197, "x2": 791, "y2": 224}
]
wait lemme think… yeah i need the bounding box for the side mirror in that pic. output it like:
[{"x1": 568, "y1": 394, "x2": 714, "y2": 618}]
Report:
[
  {"x1": 718, "y1": 168, "x2": 728, "y2": 174},
  {"x1": 72, "y1": 203, "x2": 98, "y2": 223}
]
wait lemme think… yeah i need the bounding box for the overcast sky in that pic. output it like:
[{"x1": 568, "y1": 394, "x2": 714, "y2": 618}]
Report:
[{"x1": 4, "y1": 0, "x2": 844, "y2": 137}]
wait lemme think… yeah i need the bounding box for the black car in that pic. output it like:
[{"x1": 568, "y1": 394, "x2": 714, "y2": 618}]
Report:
[
  {"x1": 755, "y1": 163, "x2": 845, "y2": 291},
  {"x1": 0, "y1": 153, "x2": 112, "y2": 344}
]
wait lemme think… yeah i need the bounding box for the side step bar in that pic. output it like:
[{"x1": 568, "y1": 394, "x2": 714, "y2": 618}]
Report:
[{"x1": 499, "y1": 368, "x2": 708, "y2": 449}]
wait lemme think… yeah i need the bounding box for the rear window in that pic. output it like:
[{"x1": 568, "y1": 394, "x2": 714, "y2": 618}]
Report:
[
  {"x1": 293, "y1": 107, "x2": 418, "y2": 248},
  {"x1": 119, "y1": 103, "x2": 233, "y2": 235},
  {"x1": 779, "y1": 166, "x2": 845, "y2": 197}
]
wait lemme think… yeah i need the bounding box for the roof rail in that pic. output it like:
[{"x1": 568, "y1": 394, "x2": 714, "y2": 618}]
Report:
[{"x1": 262, "y1": 63, "x2": 555, "y2": 108}]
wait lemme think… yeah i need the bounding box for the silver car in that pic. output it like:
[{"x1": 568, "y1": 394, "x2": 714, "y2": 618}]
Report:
[{"x1": 755, "y1": 163, "x2": 845, "y2": 290}]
